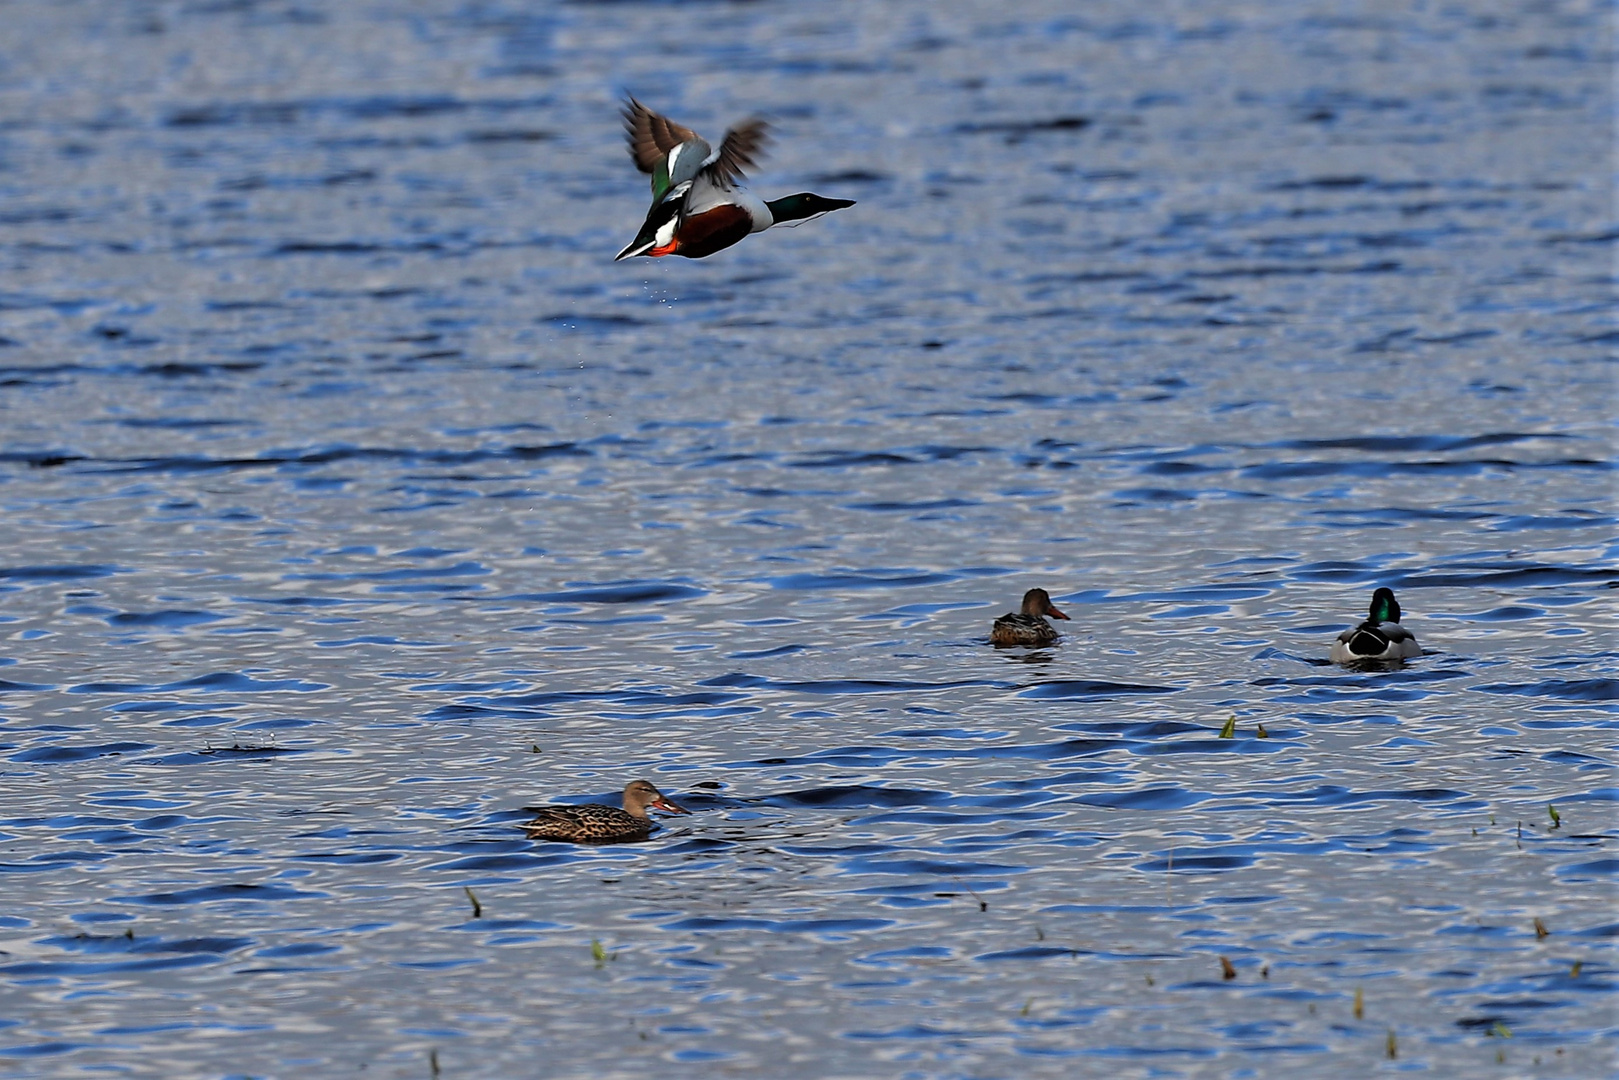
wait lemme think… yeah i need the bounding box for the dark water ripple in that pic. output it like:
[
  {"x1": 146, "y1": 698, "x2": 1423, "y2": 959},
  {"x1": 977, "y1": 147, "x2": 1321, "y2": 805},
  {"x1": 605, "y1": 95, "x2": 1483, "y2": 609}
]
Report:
[{"x1": 0, "y1": 0, "x2": 1611, "y2": 1076}]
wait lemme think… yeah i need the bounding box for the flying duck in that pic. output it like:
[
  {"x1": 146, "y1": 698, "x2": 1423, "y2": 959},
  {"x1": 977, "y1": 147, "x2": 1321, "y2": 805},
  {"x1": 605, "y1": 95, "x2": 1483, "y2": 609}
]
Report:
[{"x1": 615, "y1": 98, "x2": 854, "y2": 261}]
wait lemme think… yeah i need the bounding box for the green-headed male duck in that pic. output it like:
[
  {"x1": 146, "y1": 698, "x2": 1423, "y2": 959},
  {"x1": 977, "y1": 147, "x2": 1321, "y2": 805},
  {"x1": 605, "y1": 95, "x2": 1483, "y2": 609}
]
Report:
[
  {"x1": 524, "y1": 779, "x2": 689, "y2": 844},
  {"x1": 1330, "y1": 586, "x2": 1421, "y2": 663},
  {"x1": 615, "y1": 98, "x2": 855, "y2": 261},
  {"x1": 990, "y1": 588, "x2": 1071, "y2": 648}
]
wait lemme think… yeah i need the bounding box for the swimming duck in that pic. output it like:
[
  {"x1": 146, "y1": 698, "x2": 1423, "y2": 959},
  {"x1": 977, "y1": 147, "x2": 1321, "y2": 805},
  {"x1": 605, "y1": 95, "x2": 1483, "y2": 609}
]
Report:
[
  {"x1": 1330, "y1": 587, "x2": 1421, "y2": 663},
  {"x1": 615, "y1": 98, "x2": 855, "y2": 261},
  {"x1": 523, "y1": 779, "x2": 689, "y2": 844},
  {"x1": 989, "y1": 588, "x2": 1071, "y2": 647}
]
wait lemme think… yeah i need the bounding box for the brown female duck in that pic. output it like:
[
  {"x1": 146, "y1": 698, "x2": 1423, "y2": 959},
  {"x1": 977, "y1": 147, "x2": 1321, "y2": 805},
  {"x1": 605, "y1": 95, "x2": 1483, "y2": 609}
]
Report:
[
  {"x1": 989, "y1": 588, "x2": 1071, "y2": 647},
  {"x1": 523, "y1": 779, "x2": 689, "y2": 844}
]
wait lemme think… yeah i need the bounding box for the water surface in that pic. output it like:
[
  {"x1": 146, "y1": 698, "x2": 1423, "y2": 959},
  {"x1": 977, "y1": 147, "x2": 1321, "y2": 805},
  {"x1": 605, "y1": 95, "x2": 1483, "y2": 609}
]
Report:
[{"x1": 0, "y1": 1, "x2": 1613, "y2": 1077}]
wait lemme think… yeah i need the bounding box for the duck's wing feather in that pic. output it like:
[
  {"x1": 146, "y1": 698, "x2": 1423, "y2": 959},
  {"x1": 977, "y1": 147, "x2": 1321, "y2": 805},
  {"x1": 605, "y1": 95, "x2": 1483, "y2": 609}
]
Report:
[
  {"x1": 990, "y1": 613, "x2": 1058, "y2": 646},
  {"x1": 1342, "y1": 623, "x2": 1391, "y2": 656},
  {"x1": 524, "y1": 802, "x2": 653, "y2": 841},
  {"x1": 1378, "y1": 621, "x2": 1421, "y2": 656},
  {"x1": 701, "y1": 119, "x2": 770, "y2": 189},
  {"x1": 1334, "y1": 624, "x2": 1368, "y2": 646},
  {"x1": 623, "y1": 98, "x2": 701, "y2": 173},
  {"x1": 524, "y1": 805, "x2": 588, "y2": 827},
  {"x1": 530, "y1": 804, "x2": 632, "y2": 825},
  {"x1": 1332, "y1": 620, "x2": 1419, "y2": 661}
]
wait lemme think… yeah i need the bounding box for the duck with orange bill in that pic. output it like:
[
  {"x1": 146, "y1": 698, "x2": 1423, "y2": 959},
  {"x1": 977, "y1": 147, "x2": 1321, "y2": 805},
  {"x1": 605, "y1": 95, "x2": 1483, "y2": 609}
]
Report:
[
  {"x1": 989, "y1": 588, "x2": 1071, "y2": 648},
  {"x1": 523, "y1": 779, "x2": 689, "y2": 843}
]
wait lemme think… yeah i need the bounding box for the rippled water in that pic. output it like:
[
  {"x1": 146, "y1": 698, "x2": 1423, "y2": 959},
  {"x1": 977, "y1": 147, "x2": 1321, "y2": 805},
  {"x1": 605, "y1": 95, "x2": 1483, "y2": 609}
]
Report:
[{"x1": 0, "y1": 1, "x2": 1614, "y2": 1077}]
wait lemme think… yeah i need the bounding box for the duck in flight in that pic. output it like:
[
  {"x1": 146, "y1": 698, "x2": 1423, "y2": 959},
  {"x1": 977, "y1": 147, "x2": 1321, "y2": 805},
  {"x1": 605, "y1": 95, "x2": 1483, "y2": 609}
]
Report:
[
  {"x1": 523, "y1": 779, "x2": 689, "y2": 844},
  {"x1": 989, "y1": 588, "x2": 1071, "y2": 648},
  {"x1": 1329, "y1": 586, "x2": 1421, "y2": 663},
  {"x1": 615, "y1": 98, "x2": 855, "y2": 261}
]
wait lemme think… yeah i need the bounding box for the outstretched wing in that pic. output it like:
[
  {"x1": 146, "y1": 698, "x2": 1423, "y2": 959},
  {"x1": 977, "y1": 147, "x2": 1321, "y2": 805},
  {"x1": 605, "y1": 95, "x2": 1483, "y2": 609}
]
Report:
[
  {"x1": 703, "y1": 118, "x2": 770, "y2": 189},
  {"x1": 622, "y1": 98, "x2": 700, "y2": 174}
]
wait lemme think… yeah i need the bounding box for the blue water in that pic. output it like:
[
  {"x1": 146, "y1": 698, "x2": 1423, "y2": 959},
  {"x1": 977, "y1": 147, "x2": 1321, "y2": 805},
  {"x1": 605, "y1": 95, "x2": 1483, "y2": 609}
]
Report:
[{"x1": 0, "y1": 1, "x2": 1613, "y2": 1077}]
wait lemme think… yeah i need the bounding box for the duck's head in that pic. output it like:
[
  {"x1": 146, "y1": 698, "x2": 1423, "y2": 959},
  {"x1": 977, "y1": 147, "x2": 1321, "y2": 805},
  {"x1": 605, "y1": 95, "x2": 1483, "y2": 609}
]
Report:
[
  {"x1": 1022, "y1": 588, "x2": 1070, "y2": 620},
  {"x1": 1369, "y1": 587, "x2": 1401, "y2": 624},
  {"x1": 765, "y1": 192, "x2": 856, "y2": 227},
  {"x1": 623, "y1": 779, "x2": 689, "y2": 818}
]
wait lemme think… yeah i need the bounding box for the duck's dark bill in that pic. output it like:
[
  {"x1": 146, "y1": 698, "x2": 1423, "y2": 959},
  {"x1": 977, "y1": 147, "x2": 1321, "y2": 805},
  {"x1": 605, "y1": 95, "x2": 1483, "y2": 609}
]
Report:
[{"x1": 653, "y1": 797, "x2": 690, "y2": 814}]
